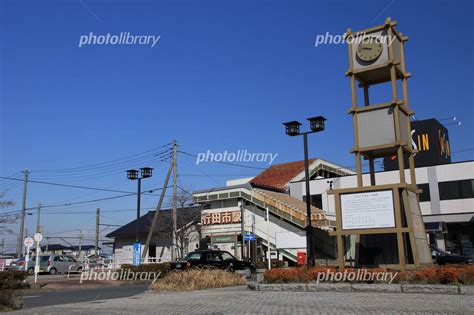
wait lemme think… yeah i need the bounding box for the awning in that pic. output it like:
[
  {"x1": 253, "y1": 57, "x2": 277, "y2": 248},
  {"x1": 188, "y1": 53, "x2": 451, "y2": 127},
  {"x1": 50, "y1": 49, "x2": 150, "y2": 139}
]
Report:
[{"x1": 424, "y1": 222, "x2": 448, "y2": 233}]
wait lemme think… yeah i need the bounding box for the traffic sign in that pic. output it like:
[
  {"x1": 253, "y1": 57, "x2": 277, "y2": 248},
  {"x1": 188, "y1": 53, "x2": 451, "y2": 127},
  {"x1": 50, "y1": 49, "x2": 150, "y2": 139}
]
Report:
[
  {"x1": 244, "y1": 233, "x2": 255, "y2": 241},
  {"x1": 34, "y1": 233, "x2": 43, "y2": 242},
  {"x1": 133, "y1": 243, "x2": 141, "y2": 266},
  {"x1": 24, "y1": 237, "x2": 34, "y2": 248}
]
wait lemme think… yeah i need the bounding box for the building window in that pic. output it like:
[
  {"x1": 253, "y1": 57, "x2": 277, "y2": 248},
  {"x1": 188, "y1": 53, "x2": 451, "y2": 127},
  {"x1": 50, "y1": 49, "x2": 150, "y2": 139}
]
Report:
[
  {"x1": 439, "y1": 179, "x2": 474, "y2": 200},
  {"x1": 303, "y1": 194, "x2": 323, "y2": 209},
  {"x1": 418, "y1": 183, "x2": 430, "y2": 202}
]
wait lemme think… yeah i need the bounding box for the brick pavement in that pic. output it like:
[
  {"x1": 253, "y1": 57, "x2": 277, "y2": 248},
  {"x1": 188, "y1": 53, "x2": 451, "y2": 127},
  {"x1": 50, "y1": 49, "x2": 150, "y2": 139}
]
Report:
[{"x1": 10, "y1": 285, "x2": 473, "y2": 314}]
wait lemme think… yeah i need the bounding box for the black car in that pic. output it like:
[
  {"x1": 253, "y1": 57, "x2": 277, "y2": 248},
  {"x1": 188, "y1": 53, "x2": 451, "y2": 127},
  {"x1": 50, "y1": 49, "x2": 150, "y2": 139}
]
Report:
[
  {"x1": 171, "y1": 250, "x2": 256, "y2": 278},
  {"x1": 430, "y1": 245, "x2": 471, "y2": 265}
]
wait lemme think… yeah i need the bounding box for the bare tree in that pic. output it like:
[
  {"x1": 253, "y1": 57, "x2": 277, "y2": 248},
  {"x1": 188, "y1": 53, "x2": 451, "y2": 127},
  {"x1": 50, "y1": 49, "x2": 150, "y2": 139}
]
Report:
[
  {"x1": 0, "y1": 192, "x2": 17, "y2": 235},
  {"x1": 170, "y1": 187, "x2": 201, "y2": 258}
]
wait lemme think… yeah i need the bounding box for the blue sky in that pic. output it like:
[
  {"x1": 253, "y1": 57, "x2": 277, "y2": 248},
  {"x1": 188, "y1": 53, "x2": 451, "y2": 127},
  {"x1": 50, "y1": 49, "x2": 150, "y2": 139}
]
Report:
[{"x1": 0, "y1": 0, "x2": 473, "y2": 251}]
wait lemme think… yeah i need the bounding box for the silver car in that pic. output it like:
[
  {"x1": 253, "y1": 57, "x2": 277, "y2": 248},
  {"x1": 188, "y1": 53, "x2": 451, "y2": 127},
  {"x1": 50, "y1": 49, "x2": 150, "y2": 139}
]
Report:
[
  {"x1": 9, "y1": 255, "x2": 50, "y2": 275},
  {"x1": 10, "y1": 255, "x2": 83, "y2": 275},
  {"x1": 46, "y1": 255, "x2": 83, "y2": 274}
]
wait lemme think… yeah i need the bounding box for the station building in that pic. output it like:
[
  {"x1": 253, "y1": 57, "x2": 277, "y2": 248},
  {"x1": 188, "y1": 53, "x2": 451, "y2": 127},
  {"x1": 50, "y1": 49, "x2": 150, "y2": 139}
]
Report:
[
  {"x1": 193, "y1": 159, "x2": 354, "y2": 264},
  {"x1": 194, "y1": 119, "x2": 474, "y2": 264}
]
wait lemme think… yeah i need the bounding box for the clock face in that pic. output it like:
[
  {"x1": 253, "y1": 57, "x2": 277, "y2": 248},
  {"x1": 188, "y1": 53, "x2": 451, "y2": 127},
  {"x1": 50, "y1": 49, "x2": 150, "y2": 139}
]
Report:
[{"x1": 356, "y1": 38, "x2": 383, "y2": 62}]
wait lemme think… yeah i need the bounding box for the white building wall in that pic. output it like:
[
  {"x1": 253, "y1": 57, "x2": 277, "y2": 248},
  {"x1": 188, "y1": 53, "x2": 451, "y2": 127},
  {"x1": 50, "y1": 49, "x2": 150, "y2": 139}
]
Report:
[
  {"x1": 288, "y1": 161, "x2": 474, "y2": 222},
  {"x1": 201, "y1": 200, "x2": 309, "y2": 261}
]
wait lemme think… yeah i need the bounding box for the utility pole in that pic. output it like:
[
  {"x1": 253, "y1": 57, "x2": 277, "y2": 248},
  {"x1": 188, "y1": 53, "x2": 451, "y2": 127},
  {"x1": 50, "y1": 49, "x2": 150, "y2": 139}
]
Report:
[
  {"x1": 239, "y1": 200, "x2": 245, "y2": 260},
  {"x1": 95, "y1": 208, "x2": 100, "y2": 255},
  {"x1": 142, "y1": 161, "x2": 173, "y2": 259},
  {"x1": 16, "y1": 169, "x2": 29, "y2": 257},
  {"x1": 266, "y1": 207, "x2": 271, "y2": 270},
  {"x1": 78, "y1": 230, "x2": 83, "y2": 259},
  {"x1": 24, "y1": 228, "x2": 28, "y2": 257},
  {"x1": 171, "y1": 140, "x2": 178, "y2": 261},
  {"x1": 252, "y1": 214, "x2": 257, "y2": 263},
  {"x1": 36, "y1": 203, "x2": 41, "y2": 234},
  {"x1": 1, "y1": 238, "x2": 4, "y2": 255}
]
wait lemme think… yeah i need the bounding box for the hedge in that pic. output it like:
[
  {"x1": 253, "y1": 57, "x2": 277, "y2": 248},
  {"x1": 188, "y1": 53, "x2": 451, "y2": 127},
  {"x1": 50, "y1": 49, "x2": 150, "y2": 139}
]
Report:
[
  {"x1": 0, "y1": 270, "x2": 27, "y2": 311},
  {"x1": 263, "y1": 265, "x2": 474, "y2": 285}
]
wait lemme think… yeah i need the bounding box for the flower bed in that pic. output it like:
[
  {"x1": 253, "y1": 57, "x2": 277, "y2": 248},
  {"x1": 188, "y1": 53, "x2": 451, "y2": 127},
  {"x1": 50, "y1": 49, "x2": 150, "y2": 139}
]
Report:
[{"x1": 263, "y1": 265, "x2": 474, "y2": 285}]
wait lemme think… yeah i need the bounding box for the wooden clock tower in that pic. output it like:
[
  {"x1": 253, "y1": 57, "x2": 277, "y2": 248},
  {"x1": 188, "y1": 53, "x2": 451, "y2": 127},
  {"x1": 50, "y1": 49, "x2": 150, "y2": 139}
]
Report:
[{"x1": 329, "y1": 18, "x2": 432, "y2": 271}]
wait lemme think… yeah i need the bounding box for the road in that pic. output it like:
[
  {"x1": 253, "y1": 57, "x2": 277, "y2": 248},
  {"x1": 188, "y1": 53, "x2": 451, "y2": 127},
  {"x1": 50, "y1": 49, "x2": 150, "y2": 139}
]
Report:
[
  {"x1": 21, "y1": 284, "x2": 148, "y2": 309},
  {"x1": 11, "y1": 285, "x2": 473, "y2": 314}
]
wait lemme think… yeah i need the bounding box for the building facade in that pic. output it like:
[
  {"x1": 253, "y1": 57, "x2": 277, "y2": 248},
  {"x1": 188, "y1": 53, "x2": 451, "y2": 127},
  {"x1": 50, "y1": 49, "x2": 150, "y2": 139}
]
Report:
[
  {"x1": 193, "y1": 159, "x2": 354, "y2": 264},
  {"x1": 106, "y1": 206, "x2": 202, "y2": 264},
  {"x1": 289, "y1": 160, "x2": 474, "y2": 259}
]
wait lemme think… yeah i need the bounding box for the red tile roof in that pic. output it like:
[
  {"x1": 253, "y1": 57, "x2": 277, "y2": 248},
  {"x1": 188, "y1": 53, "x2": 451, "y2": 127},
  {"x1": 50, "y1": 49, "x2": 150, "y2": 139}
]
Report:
[{"x1": 250, "y1": 159, "x2": 317, "y2": 192}]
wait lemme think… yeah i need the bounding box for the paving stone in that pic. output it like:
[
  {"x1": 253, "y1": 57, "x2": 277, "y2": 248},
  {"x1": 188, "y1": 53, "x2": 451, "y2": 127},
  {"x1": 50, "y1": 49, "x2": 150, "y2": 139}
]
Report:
[
  {"x1": 14, "y1": 285, "x2": 474, "y2": 314},
  {"x1": 402, "y1": 284, "x2": 459, "y2": 294},
  {"x1": 258, "y1": 283, "x2": 282, "y2": 291},
  {"x1": 351, "y1": 283, "x2": 402, "y2": 293},
  {"x1": 280, "y1": 283, "x2": 307, "y2": 291},
  {"x1": 459, "y1": 285, "x2": 474, "y2": 295},
  {"x1": 306, "y1": 283, "x2": 352, "y2": 292}
]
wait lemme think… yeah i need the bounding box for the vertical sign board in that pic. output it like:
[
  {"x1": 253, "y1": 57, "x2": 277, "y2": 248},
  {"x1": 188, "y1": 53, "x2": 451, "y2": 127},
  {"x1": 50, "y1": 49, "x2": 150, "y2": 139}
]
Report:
[
  {"x1": 133, "y1": 242, "x2": 141, "y2": 266},
  {"x1": 340, "y1": 190, "x2": 395, "y2": 230}
]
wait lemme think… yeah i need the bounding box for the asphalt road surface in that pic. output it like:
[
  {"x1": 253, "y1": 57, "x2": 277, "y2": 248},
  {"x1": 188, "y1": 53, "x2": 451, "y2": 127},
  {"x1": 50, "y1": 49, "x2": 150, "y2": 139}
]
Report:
[
  {"x1": 22, "y1": 284, "x2": 148, "y2": 309},
  {"x1": 13, "y1": 285, "x2": 473, "y2": 314}
]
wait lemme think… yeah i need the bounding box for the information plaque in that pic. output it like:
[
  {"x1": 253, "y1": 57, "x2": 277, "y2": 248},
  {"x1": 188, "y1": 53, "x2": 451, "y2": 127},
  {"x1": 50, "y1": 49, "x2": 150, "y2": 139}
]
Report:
[{"x1": 341, "y1": 190, "x2": 395, "y2": 230}]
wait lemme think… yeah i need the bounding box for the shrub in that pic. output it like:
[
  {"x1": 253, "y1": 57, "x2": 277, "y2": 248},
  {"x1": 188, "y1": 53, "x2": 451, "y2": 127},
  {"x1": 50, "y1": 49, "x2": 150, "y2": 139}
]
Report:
[
  {"x1": 263, "y1": 267, "x2": 337, "y2": 283},
  {"x1": 0, "y1": 271, "x2": 27, "y2": 311},
  {"x1": 0, "y1": 270, "x2": 27, "y2": 290},
  {"x1": 150, "y1": 269, "x2": 245, "y2": 291},
  {"x1": 459, "y1": 265, "x2": 474, "y2": 285}
]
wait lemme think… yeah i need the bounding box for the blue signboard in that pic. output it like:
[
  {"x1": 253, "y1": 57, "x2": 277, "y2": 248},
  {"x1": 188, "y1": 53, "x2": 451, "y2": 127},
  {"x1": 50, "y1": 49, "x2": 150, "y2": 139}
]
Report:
[
  {"x1": 244, "y1": 233, "x2": 255, "y2": 241},
  {"x1": 133, "y1": 242, "x2": 141, "y2": 266}
]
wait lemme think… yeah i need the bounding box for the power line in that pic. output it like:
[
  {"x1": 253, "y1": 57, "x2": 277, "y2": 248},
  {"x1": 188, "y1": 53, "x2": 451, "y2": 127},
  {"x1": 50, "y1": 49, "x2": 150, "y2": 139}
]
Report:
[
  {"x1": 1, "y1": 187, "x2": 171, "y2": 214},
  {"x1": 30, "y1": 142, "x2": 173, "y2": 173},
  {"x1": 0, "y1": 176, "x2": 161, "y2": 195},
  {"x1": 28, "y1": 151, "x2": 172, "y2": 181}
]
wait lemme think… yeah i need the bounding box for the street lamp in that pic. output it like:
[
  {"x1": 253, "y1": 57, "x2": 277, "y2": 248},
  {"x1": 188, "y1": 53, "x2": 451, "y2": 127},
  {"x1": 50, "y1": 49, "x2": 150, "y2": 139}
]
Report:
[
  {"x1": 283, "y1": 115, "x2": 327, "y2": 267},
  {"x1": 127, "y1": 167, "x2": 153, "y2": 244}
]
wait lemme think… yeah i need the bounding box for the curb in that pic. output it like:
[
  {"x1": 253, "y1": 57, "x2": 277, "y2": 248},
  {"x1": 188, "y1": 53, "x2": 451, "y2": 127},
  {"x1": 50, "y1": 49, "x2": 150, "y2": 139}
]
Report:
[{"x1": 248, "y1": 282, "x2": 474, "y2": 295}]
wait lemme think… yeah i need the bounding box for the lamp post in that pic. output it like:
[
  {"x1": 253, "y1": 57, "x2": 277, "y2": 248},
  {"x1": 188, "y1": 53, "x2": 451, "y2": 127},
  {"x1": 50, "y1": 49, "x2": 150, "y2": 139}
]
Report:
[
  {"x1": 127, "y1": 167, "x2": 153, "y2": 244},
  {"x1": 283, "y1": 116, "x2": 326, "y2": 267}
]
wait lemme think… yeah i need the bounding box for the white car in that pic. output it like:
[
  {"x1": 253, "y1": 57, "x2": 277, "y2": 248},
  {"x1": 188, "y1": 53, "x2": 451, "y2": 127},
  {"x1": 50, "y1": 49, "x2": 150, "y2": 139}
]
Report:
[{"x1": 0, "y1": 255, "x2": 16, "y2": 270}]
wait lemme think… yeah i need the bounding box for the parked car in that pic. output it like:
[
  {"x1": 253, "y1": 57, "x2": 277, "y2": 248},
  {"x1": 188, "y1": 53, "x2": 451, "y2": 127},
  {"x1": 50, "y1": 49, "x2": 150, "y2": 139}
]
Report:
[
  {"x1": 83, "y1": 253, "x2": 113, "y2": 268},
  {"x1": 9, "y1": 255, "x2": 50, "y2": 275},
  {"x1": 0, "y1": 255, "x2": 15, "y2": 270},
  {"x1": 9, "y1": 255, "x2": 83, "y2": 275},
  {"x1": 171, "y1": 250, "x2": 256, "y2": 278},
  {"x1": 47, "y1": 255, "x2": 83, "y2": 274},
  {"x1": 431, "y1": 245, "x2": 472, "y2": 265}
]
